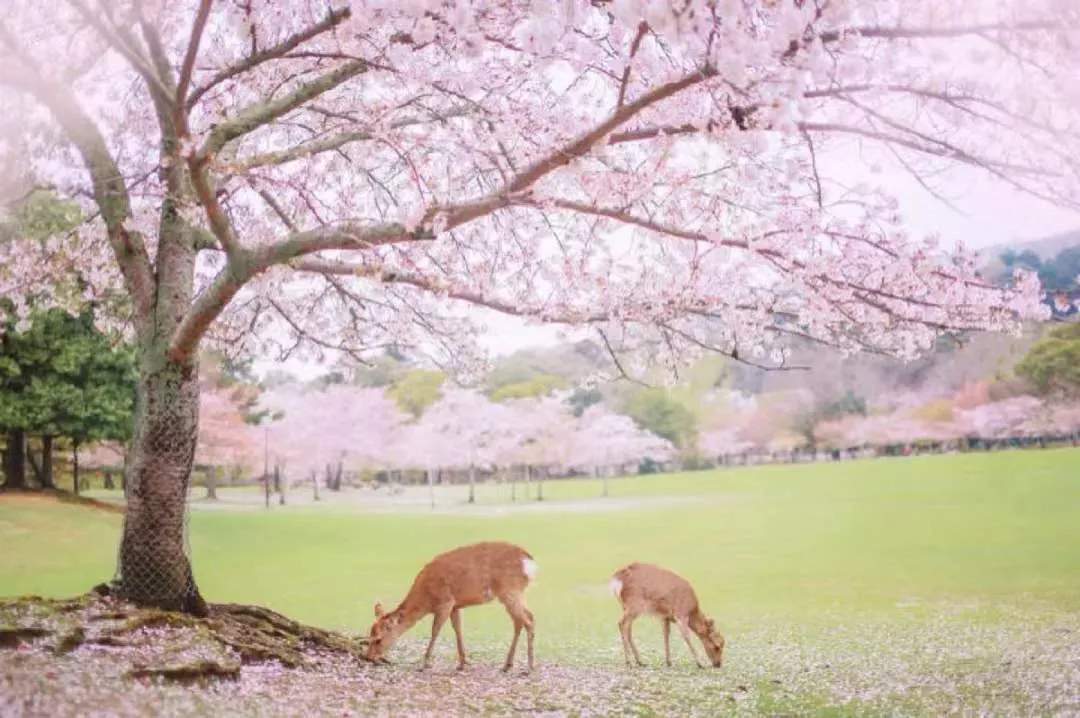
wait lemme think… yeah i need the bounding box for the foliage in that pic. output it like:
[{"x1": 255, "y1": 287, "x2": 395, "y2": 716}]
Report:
[
  {"x1": 565, "y1": 387, "x2": 604, "y2": 418},
  {"x1": 819, "y1": 390, "x2": 869, "y2": 421},
  {"x1": 487, "y1": 374, "x2": 568, "y2": 402},
  {"x1": 912, "y1": 399, "x2": 956, "y2": 424},
  {"x1": 1015, "y1": 323, "x2": 1080, "y2": 397},
  {"x1": 0, "y1": 307, "x2": 135, "y2": 446},
  {"x1": 621, "y1": 387, "x2": 698, "y2": 449},
  {"x1": 350, "y1": 351, "x2": 408, "y2": 389},
  {"x1": 385, "y1": 369, "x2": 447, "y2": 420},
  {"x1": 0, "y1": 189, "x2": 82, "y2": 243},
  {"x1": 998, "y1": 246, "x2": 1080, "y2": 292}
]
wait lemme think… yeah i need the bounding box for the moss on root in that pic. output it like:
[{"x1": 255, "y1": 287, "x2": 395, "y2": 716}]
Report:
[{"x1": 0, "y1": 592, "x2": 371, "y2": 683}]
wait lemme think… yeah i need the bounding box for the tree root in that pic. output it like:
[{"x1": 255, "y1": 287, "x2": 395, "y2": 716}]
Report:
[
  {"x1": 0, "y1": 627, "x2": 51, "y2": 648},
  {"x1": 128, "y1": 658, "x2": 241, "y2": 684},
  {"x1": 0, "y1": 592, "x2": 371, "y2": 682}
]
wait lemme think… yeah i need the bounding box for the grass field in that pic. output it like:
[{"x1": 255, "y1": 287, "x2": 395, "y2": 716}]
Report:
[{"x1": 3, "y1": 449, "x2": 1080, "y2": 716}]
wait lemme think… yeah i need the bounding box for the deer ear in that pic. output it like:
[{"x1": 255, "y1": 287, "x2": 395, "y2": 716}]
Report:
[{"x1": 374, "y1": 601, "x2": 385, "y2": 618}]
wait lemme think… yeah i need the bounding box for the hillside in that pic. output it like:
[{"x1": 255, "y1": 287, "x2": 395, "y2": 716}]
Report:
[{"x1": 981, "y1": 229, "x2": 1080, "y2": 279}]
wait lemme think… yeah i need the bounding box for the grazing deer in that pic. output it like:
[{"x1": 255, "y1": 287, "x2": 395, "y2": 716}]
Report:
[
  {"x1": 609, "y1": 562, "x2": 725, "y2": 669},
  {"x1": 365, "y1": 540, "x2": 537, "y2": 672}
]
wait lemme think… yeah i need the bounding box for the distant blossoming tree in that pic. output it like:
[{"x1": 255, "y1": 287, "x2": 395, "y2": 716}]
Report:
[
  {"x1": 412, "y1": 387, "x2": 512, "y2": 502},
  {"x1": 195, "y1": 384, "x2": 258, "y2": 498},
  {"x1": 570, "y1": 404, "x2": 674, "y2": 495},
  {"x1": 0, "y1": 0, "x2": 1075, "y2": 612},
  {"x1": 254, "y1": 384, "x2": 407, "y2": 481}
]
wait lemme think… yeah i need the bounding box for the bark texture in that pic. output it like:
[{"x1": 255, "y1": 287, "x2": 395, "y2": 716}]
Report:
[
  {"x1": 114, "y1": 354, "x2": 207, "y2": 616},
  {"x1": 2, "y1": 430, "x2": 28, "y2": 490}
]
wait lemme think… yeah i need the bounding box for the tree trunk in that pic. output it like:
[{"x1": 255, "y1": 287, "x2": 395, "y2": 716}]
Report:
[
  {"x1": 467, "y1": 463, "x2": 476, "y2": 504},
  {"x1": 311, "y1": 470, "x2": 320, "y2": 501},
  {"x1": 536, "y1": 465, "x2": 544, "y2": 502},
  {"x1": 40, "y1": 436, "x2": 54, "y2": 489},
  {"x1": 427, "y1": 467, "x2": 435, "y2": 509},
  {"x1": 2, "y1": 430, "x2": 28, "y2": 489},
  {"x1": 205, "y1": 466, "x2": 217, "y2": 500},
  {"x1": 114, "y1": 357, "x2": 207, "y2": 616},
  {"x1": 72, "y1": 442, "x2": 80, "y2": 495},
  {"x1": 334, "y1": 461, "x2": 343, "y2": 491},
  {"x1": 276, "y1": 466, "x2": 285, "y2": 505},
  {"x1": 26, "y1": 438, "x2": 44, "y2": 486}
]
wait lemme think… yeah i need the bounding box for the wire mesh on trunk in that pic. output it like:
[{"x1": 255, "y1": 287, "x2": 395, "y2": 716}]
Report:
[{"x1": 109, "y1": 361, "x2": 207, "y2": 615}]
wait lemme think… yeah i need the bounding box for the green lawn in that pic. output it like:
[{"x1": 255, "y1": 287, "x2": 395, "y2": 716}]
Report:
[{"x1": 3, "y1": 449, "x2": 1080, "y2": 715}]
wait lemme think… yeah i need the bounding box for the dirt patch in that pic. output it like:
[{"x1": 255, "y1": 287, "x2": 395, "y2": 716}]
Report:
[{"x1": 0, "y1": 488, "x2": 125, "y2": 514}]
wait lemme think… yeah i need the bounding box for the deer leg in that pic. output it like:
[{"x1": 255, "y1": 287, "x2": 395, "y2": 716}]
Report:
[
  {"x1": 500, "y1": 594, "x2": 535, "y2": 673},
  {"x1": 422, "y1": 604, "x2": 452, "y2": 670},
  {"x1": 675, "y1": 618, "x2": 706, "y2": 669},
  {"x1": 662, "y1": 618, "x2": 673, "y2": 667},
  {"x1": 618, "y1": 610, "x2": 645, "y2": 667},
  {"x1": 450, "y1": 607, "x2": 468, "y2": 671},
  {"x1": 523, "y1": 604, "x2": 536, "y2": 672},
  {"x1": 502, "y1": 616, "x2": 523, "y2": 672}
]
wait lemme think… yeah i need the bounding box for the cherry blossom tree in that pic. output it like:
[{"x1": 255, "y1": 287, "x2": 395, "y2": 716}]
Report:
[
  {"x1": 570, "y1": 404, "x2": 674, "y2": 495},
  {"x1": 195, "y1": 384, "x2": 258, "y2": 498},
  {"x1": 1, "y1": 0, "x2": 1076, "y2": 612},
  {"x1": 958, "y1": 396, "x2": 1045, "y2": 439},
  {"x1": 414, "y1": 387, "x2": 514, "y2": 503},
  {"x1": 498, "y1": 395, "x2": 580, "y2": 501},
  {"x1": 253, "y1": 384, "x2": 407, "y2": 483}
]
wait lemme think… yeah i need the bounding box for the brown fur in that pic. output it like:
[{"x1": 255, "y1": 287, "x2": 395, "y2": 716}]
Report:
[
  {"x1": 365, "y1": 540, "x2": 537, "y2": 672},
  {"x1": 610, "y1": 562, "x2": 725, "y2": 668}
]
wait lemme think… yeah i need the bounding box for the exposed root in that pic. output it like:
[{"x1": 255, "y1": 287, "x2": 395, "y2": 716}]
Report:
[
  {"x1": 53, "y1": 626, "x2": 85, "y2": 655},
  {"x1": 0, "y1": 592, "x2": 371, "y2": 683},
  {"x1": 128, "y1": 658, "x2": 241, "y2": 684},
  {"x1": 0, "y1": 626, "x2": 51, "y2": 648}
]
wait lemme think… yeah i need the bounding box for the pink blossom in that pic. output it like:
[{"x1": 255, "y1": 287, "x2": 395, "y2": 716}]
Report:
[{"x1": 0, "y1": 0, "x2": 1070, "y2": 381}]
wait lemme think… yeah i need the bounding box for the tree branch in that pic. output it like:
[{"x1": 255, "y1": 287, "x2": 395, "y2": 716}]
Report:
[
  {"x1": 198, "y1": 59, "x2": 371, "y2": 156},
  {"x1": 286, "y1": 257, "x2": 533, "y2": 317},
  {"x1": 186, "y1": 55, "x2": 373, "y2": 260},
  {"x1": 64, "y1": 0, "x2": 174, "y2": 102},
  {"x1": 0, "y1": 64, "x2": 153, "y2": 321},
  {"x1": 176, "y1": 0, "x2": 214, "y2": 110},
  {"x1": 234, "y1": 106, "x2": 471, "y2": 170},
  {"x1": 596, "y1": 328, "x2": 649, "y2": 387},
  {"x1": 186, "y1": 5, "x2": 353, "y2": 109},
  {"x1": 504, "y1": 65, "x2": 717, "y2": 194},
  {"x1": 616, "y1": 22, "x2": 649, "y2": 110}
]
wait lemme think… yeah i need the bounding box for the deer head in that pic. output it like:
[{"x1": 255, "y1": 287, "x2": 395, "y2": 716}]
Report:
[
  {"x1": 693, "y1": 614, "x2": 726, "y2": 667},
  {"x1": 364, "y1": 601, "x2": 404, "y2": 664}
]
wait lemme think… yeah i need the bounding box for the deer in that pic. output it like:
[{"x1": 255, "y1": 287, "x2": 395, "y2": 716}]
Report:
[
  {"x1": 365, "y1": 540, "x2": 537, "y2": 672},
  {"x1": 609, "y1": 562, "x2": 725, "y2": 669}
]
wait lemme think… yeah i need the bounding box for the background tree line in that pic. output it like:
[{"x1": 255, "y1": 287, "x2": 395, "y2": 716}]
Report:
[{"x1": 1, "y1": 191, "x2": 135, "y2": 491}]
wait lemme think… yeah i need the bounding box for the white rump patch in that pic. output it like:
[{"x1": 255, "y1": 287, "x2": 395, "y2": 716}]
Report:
[
  {"x1": 522, "y1": 557, "x2": 538, "y2": 582},
  {"x1": 609, "y1": 577, "x2": 623, "y2": 599}
]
